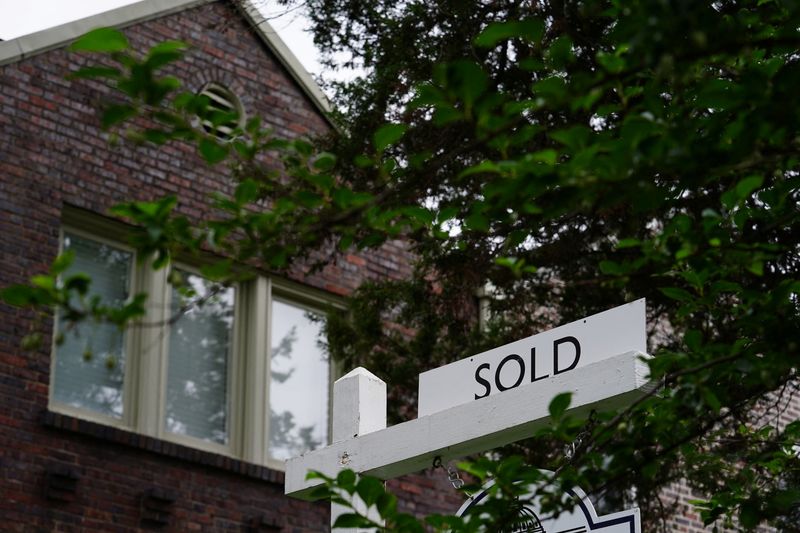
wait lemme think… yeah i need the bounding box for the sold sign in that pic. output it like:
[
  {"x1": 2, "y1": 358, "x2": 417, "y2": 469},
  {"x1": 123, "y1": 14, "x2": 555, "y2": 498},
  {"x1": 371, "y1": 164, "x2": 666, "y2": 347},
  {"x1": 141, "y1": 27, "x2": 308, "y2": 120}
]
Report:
[{"x1": 417, "y1": 299, "x2": 646, "y2": 417}]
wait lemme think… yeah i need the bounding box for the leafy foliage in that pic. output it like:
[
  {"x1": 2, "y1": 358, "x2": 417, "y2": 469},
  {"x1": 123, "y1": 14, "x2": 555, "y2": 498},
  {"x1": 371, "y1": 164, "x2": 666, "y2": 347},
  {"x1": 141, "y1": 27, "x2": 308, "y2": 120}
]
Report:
[
  {"x1": 301, "y1": 0, "x2": 800, "y2": 528},
  {"x1": 2, "y1": 0, "x2": 800, "y2": 530}
]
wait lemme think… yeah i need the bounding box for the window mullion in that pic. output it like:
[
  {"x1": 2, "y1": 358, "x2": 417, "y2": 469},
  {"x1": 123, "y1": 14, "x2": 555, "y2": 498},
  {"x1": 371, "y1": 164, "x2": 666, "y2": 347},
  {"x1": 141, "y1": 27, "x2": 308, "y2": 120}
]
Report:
[
  {"x1": 133, "y1": 260, "x2": 170, "y2": 437},
  {"x1": 240, "y1": 277, "x2": 269, "y2": 464}
]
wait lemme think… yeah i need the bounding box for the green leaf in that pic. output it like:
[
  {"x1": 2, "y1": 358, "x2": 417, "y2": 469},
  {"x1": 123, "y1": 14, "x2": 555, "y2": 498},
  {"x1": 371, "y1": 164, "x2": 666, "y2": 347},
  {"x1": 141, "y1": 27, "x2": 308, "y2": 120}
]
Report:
[
  {"x1": 546, "y1": 35, "x2": 574, "y2": 68},
  {"x1": 599, "y1": 260, "x2": 624, "y2": 275},
  {"x1": 747, "y1": 260, "x2": 764, "y2": 276},
  {"x1": 0, "y1": 285, "x2": 38, "y2": 307},
  {"x1": 21, "y1": 332, "x2": 43, "y2": 350},
  {"x1": 525, "y1": 149, "x2": 558, "y2": 166},
  {"x1": 443, "y1": 61, "x2": 487, "y2": 107},
  {"x1": 31, "y1": 275, "x2": 55, "y2": 291},
  {"x1": 596, "y1": 51, "x2": 626, "y2": 73},
  {"x1": 548, "y1": 392, "x2": 572, "y2": 419},
  {"x1": 464, "y1": 212, "x2": 489, "y2": 232},
  {"x1": 533, "y1": 76, "x2": 567, "y2": 103},
  {"x1": 65, "y1": 274, "x2": 91, "y2": 295},
  {"x1": 702, "y1": 388, "x2": 722, "y2": 412},
  {"x1": 355, "y1": 476, "x2": 385, "y2": 506},
  {"x1": 616, "y1": 238, "x2": 640, "y2": 249},
  {"x1": 198, "y1": 138, "x2": 229, "y2": 165},
  {"x1": 101, "y1": 104, "x2": 137, "y2": 129},
  {"x1": 234, "y1": 179, "x2": 259, "y2": 205},
  {"x1": 50, "y1": 250, "x2": 75, "y2": 275},
  {"x1": 332, "y1": 514, "x2": 370, "y2": 528},
  {"x1": 142, "y1": 129, "x2": 171, "y2": 145},
  {"x1": 376, "y1": 491, "x2": 397, "y2": 517},
  {"x1": 735, "y1": 175, "x2": 763, "y2": 199},
  {"x1": 373, "y1": 124, "x2": 407, "y2": 152},
  {"x1": 474, "y1": 19, "x2": 545, "y2": 47},
  {"x1": 711, "y1": 280, "x2": 741, "y2": 294},
  {"x1": 739, "y1": 500, "x2": 760, "y2": 528},
  {"x1": 147, "y1": 40, "x2": 189, "y2": 56},
  {"x1": 295, "y1": 190, "x2": 323, "y2": 208},
  {"x1": 401, "y1": 206, "x2": 434, "y2": 225},
  {"x1": 659, "y1": 287, "x2": 694, "y2": 302},
  {"x1": 684, "y1": 329, "x2": 702, "y2": 351},
  {"x1": 460, "y1": 160, "x2": 502, "y2": 178},
  {"x1": 199, "y1": 260, "x2": 232, "y2": 281},
  {"x1": 312, "y1": 152, "x2": 337, "y2": 172},
  {"x1": 70, "y1": 27, "x2": 129, "y2": 53},
  {"x1": 550, "y1": 125, "x2": 591, "y2": 149},
  {"x1": 336, "y1": 469, "x2": 357, "y2": 491},
  {"x1": 332, "y1": 188, "x2": 373, "y2": 209}
]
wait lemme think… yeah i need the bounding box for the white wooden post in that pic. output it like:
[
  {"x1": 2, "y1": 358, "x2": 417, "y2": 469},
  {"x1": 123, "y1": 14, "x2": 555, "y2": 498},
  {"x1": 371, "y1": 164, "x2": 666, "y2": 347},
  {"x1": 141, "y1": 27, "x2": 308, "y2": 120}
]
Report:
[{"x1": 330, "y1": 367, "x2": 387, "y2": 531}]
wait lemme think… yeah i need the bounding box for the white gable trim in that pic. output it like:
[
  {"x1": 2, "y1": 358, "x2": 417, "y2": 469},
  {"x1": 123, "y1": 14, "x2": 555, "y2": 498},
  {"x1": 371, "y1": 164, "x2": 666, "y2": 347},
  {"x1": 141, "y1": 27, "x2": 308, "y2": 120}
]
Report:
[
  {"x1": 236, "y1": 1, "x2": 331, "y2": 114},
  {"x1": 0, "y1": 0, "x2": 330, "y2": 116},
  {"x1": 0, "y1": 0, "x2": 212, "y2": 66}
]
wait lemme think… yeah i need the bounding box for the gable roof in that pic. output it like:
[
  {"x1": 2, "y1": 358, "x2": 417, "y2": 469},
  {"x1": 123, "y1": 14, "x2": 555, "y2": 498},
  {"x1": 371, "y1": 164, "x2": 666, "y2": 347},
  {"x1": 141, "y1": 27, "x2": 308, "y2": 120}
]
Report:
[{"x1": 0, "y1": 0, "x2": 330, "y2": 116}]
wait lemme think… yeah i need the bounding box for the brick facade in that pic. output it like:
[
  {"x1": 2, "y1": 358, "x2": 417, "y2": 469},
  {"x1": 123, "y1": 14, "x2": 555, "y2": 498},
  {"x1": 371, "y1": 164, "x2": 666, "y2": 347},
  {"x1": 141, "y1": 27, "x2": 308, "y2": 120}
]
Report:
[{"x1": 0, "y1": 2, "x2": 462, "y2": 531}]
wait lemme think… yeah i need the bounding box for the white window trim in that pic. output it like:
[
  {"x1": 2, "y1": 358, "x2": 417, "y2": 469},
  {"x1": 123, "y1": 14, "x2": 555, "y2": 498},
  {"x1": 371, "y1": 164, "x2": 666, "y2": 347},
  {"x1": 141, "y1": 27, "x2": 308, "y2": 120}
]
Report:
[
  {"x1": 263, "y1": 280, "x2": 338, "y2": 470},
  {"x1": 49, "y1": 221, "x2": 344, "y2": 469}
]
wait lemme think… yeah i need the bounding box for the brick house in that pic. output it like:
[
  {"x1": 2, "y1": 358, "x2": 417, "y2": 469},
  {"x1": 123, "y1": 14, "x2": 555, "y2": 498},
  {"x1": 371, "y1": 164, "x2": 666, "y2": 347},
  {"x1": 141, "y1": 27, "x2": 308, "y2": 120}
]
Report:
[
  {"x1": 1, "y1": 2, "x2": 797, "y2": 533},
  {"x1": 0, "y1": 1, "x2": 462, "y2": 530}
]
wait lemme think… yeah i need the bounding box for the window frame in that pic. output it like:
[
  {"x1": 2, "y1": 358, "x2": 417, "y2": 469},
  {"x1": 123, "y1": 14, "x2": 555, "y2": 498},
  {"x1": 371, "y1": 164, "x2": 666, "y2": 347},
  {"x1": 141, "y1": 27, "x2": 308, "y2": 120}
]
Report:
[
  {"x1": 49, "y1": 218, "x2": 343, "y2": 468},
  {"x1": 264, "y1": 279, "x2": 337, "y2": 470},
  {"x1": 49, "y1": 226, "x2": 139, "y2": 430},
  {"x1": 157, "y1": 263, "x2": 242, "y2": 457}
]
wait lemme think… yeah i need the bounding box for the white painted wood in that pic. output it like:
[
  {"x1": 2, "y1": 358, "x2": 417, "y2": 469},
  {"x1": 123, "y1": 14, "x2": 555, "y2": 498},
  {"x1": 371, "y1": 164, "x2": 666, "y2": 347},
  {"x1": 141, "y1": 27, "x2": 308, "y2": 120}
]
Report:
[
  {"x1": 456, "y1": 475, "x2": 641, "y2": 533},
  {"x1": 241, "y1": 277, "x2": 269, "y2": 464},
  {"x1": 134, "y1": 259, "x2": 169, "y2": 437},
  {"x1": 287, "y1": 351, "x2": 654, "y2": 499},
  {"x1": 418, "y1": 299, "x2": 646, "y2": 416},
  {"x1": 329, "y1": 368, "x2": 387, "y2": 531},
  {"x1": 333, "y1": 367, "x2": 387, "y2": 441}
]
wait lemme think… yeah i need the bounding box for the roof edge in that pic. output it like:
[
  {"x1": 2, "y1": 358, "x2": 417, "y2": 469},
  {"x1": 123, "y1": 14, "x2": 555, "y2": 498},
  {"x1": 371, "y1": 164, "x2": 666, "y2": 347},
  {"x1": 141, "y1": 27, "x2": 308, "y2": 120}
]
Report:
[
  {"x1": 0, "y1": 0, "x2": 331, "y2": 118},
  {"x1": 0, "y1": 0, "x2": 212, "y2": 66}
]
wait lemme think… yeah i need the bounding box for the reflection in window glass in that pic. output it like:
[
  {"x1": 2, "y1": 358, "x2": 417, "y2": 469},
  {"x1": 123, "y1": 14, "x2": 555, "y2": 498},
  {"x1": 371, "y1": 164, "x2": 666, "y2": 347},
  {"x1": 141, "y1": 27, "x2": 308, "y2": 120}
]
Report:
[
  {"x1": 53, "y1": 233, "x2": 132, "y2": 418},
  {"x1": 165, "y1": 272, "x2": 234, "y2": 445},
  {"x1": 268, "y1": 299, "x2": 329, "y2": 461}
]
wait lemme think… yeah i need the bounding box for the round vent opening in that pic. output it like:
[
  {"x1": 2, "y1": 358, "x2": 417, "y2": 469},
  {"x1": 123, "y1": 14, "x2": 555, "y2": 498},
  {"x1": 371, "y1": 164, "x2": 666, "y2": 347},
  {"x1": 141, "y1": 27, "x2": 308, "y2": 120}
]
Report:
[{"x1": 196, "y1": 82, "x2": 245, "y2": 141}]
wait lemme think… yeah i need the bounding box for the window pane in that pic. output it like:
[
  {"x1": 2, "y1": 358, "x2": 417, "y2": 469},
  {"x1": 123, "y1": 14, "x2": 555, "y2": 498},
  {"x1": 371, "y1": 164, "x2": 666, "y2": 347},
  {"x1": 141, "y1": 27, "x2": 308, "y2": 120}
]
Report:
[
  {"x1": 268, "y1": 299, "x2": 329, "y2": 461},
  {"x1": 165, "y1": 272, "x2": 234, "y2": 445},
  {"x1": 53, "y1": 233, "x2": 131, "y2": 418}
]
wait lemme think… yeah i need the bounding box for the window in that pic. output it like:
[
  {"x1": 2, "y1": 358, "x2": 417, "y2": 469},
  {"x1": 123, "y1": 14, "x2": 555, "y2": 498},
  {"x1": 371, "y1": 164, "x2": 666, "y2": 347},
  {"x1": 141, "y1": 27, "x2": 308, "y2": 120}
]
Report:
[
  {"x1": 50, "y1": 227, "x2": 335, "y2": 466},
  {"x1": 268, "y1": 298, "x2": 330, "y2": 462},
  {"x1": 52, "y1": 231, "x2": 134, "y2": 421},
  {"x1": 196, "y1": 82, "x2": 245, "y2": 140},
  {"x1": 164, "y1": 271, "x2": 235, "y2": 445}
]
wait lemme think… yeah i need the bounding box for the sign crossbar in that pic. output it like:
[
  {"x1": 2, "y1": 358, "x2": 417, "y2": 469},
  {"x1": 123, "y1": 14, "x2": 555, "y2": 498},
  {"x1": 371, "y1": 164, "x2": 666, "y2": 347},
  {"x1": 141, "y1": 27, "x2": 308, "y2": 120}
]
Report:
[{"x1": 285, "y1": 350, "x2": 654, "y2": 500}]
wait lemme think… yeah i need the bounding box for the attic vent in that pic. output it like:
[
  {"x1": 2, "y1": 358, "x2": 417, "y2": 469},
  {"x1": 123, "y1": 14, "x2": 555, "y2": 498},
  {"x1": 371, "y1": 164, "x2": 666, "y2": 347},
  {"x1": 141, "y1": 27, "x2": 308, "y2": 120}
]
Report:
[{"x1": 197, "y1": 82, "x2": 245, "y2": 140}]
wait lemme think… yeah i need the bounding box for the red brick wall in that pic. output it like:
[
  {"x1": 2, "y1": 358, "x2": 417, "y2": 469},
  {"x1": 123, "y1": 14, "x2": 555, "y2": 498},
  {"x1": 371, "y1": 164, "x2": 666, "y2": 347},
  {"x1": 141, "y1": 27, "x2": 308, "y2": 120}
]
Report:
[{"x1": 0, "y1": 1, "x2": 458, "y2": 531}]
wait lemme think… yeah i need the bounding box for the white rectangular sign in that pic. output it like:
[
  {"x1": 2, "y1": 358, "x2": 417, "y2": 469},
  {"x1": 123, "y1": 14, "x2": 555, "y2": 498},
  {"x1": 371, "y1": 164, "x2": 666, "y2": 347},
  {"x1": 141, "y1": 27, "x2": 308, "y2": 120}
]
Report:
[{"x1": 417, "y1": 299, "x2": 646, "y2": 416}]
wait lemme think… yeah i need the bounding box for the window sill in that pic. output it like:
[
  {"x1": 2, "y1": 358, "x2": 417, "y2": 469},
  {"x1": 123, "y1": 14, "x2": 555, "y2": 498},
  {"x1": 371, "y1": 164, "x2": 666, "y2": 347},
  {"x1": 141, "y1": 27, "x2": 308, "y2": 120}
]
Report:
[{"x1": 41, "y1": 410, "x2": 285, "y2": 485}]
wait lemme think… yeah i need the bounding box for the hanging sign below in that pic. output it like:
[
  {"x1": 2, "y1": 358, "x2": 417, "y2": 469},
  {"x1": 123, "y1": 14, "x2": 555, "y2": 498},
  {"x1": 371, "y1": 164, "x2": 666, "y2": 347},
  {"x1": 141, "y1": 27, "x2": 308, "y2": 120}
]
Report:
[
  {"x1": 456, "y1": 474, "x2": 641, "y2": 533},
  {"x1": 418, "y1": 299, "x2": 646, "y2": 417}
]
